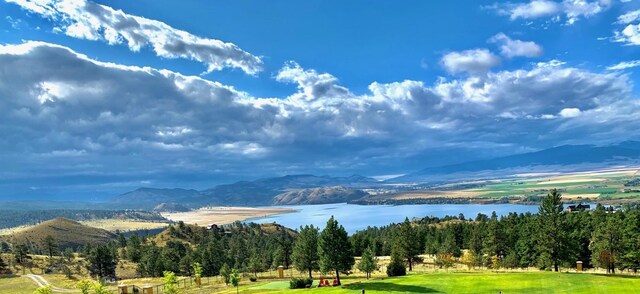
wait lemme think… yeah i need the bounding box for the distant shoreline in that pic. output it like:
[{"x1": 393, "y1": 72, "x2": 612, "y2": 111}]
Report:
[{"x1": 161, "y1": 206, "x2": 297, "y2": 226}]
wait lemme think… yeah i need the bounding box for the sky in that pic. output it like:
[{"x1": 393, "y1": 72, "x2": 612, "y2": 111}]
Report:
[{"x1": 1, "y1": 0, "x2": 640, "y2": 200}]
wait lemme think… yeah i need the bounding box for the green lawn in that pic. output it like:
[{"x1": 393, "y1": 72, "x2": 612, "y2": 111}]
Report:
[
  {"x1": 0, "y1": 276, "x2": 38, "y2": 294},
  {"x1": 228, "y1": 272, "x2": 640, "y2": 294}
]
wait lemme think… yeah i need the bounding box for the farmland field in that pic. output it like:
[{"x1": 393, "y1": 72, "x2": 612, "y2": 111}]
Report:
[{"x1": 384, "y1": 167, "x2": 640, "y2": 204}]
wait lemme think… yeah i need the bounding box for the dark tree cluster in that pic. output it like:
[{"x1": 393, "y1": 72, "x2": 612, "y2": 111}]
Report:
[
  {"x1": 132, "y1": 221, "x2": 296, "y2": 277},
  {"x1": 351, "y1": 190, "x2": 640, "y2": 273}
]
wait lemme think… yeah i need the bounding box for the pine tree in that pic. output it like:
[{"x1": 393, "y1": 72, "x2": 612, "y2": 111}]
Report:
[
  {"x1": 356, "y1": 246, "x2": 378, "y2": 279},
  {"x1": 537, "y1": 189, "x2": 567, "y2": 272},
  {"x1": 248, "y1": 250, "x2": 263, "y2": 277},
  {"x1": 44, "y1": 235, "x2": 57, "y2": 258},
  {"x1": 318, "y1": 216, "x2": 355, "y2": 285},
  {"x1": 590, "y1": 212, "x2": 624, "y2": 273},
  {"x1": 220, "y1": 263, "x2": 231, "y2": 285},
  {"x1": 291, "y1": 225, "x2": 319, "y2": 279},
  {"x1": 396, "y1": 218, "x2": 422, "y2": 271}
]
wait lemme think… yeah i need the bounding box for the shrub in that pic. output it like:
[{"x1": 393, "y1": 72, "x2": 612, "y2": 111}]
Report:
[
  {"x1": 289, "y1": 277, "x2": 313, "y2": 289},
  {"x1": 386, "y1": 252, "x2": 407, "y2": 277},
  {"x1": 249, "y1": 276, "x2": 257, "y2": 282}
]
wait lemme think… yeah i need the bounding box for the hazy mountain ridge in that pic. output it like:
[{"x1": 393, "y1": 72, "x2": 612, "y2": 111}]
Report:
[
  {"x1": 112, "y1": 174, "x2": 378, "y2": 207},
  {"x1": 393, "y1": 141, "x2": 640, "y2": 183}
]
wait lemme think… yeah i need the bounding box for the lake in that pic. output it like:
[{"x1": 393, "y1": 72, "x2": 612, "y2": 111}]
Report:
[{"x1": 250, "y1": 203, "x2": 540, "y2": 234}]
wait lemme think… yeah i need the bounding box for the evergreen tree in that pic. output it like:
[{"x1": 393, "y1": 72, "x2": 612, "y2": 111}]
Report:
[
  {"x1": 395, "y1": 218, "x2": 422, "y2": 271},
  {"x1": 248, "y1": 250, "x2": 263, "y2": 277},
  {"x1": 14, "y1": 244, "x2": 29, "y2": 264},
  {"x1": 43, "y1": 235, "x2": 57, "y2": 258},
  {"x1": 86, "y1": 244, "x2": 117, "y2": 278},
  {"x1": 537, "y1": 189, "x2": 567, "y2": 272},
  {"x1": 318, "y1": 216, "x2": 355, "y2": 285},
  {"x1": 291, "y1": 225, "x2": 319, "y2": 279},
  {"x1": 386, "y1": 247, "x2": 406, "y2": 277},
  {"x1": 590, "y1": 212, "x2": 624, "y2": 273},
  {"x1": 220, "y1": 263, "x2": 231, "y2": 285},
  {"x1": 356, "y1": 246, "x2": 378, "y2": 279}
]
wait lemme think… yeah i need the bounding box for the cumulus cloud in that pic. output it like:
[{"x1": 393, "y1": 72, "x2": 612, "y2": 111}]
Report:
[
  {"x1": 275, "y1": 61, "x2": 351, "y2": 101},
  {"x1": 489, "y1": 0, "x2": 612, "y2": 25},
  {"x1": 0, "y1": 41, "x2": 637, "y2": 196},
  {"x1": 5, "y1": 0, "x2": 263, "y2": 74},
  {"x1": 489, "y1": 33, "x2": 544, "y2": 58},
  {"x1": 614, "y1": 9, "x2": 640, "y2": 46},
  {"x1": 440, "y1": 49, "x2": 501, "y2": 75},
  {"x1": 559, "y1": 107, "x2": 582, "y2": 117}
]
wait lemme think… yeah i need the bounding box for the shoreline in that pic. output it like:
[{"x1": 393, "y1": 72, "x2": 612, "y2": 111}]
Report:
[{"x1": 161, "y1": 206, "x2": 297, "y2": 226}]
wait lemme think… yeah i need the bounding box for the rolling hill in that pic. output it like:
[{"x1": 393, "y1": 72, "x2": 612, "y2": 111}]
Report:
[
  {"x1": 271, "y1": 186, "x2": 368, "y2": 205},
  {"x1": 0, "y1": 218, "x2": 116, "y2": 251}
]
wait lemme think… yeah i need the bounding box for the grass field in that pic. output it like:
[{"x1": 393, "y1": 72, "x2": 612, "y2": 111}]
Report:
[
  {"x1": 0, "y1": 276, "x2": 38, "y2": 294},
  {"x1": 4, "y1": 270, "x2": 640, "y2": 293},
  {"x1": 228, "y1": 271, "x2": 640, "y2": 293}
]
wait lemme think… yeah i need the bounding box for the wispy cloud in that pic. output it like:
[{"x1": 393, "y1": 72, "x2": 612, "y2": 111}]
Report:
[
  {"x1": 488, "y1": 0, "x2": 612, "y2": 25},
  {"x1": 607, "y1": 60, "x2": 640, "y2": 70}
]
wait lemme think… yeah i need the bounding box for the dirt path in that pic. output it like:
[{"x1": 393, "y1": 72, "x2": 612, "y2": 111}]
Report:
[{"x1": 23, "y1": 274, "x2": 78, "y2": 293}]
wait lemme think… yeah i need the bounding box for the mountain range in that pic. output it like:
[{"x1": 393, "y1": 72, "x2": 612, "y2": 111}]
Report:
[
  {"x1": 392, "y1": 141, "x2": 640, "y2": 183},
  {"x1": 112, "y1": 141, "x2": 640, "y2": 208},
  {"x1": 111, "y1": 174, "x2": 378, "y2": 208}
]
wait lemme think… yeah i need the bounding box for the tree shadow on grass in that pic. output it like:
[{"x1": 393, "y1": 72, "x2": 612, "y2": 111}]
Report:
[{"x1": 343, "y1": 282, "x2": 439, "y2": 293}]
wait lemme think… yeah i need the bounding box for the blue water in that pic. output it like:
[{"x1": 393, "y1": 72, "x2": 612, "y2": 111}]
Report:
[{"x1": 250, "y1": 203, "x2": 540, "y2": 234}]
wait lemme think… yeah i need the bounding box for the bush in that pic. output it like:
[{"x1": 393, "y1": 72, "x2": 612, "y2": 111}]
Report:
[
  {"x1": 386, "y1": 253, "x2": 407, "y2": 277},
  {"x1": 249, "y1": 276, "x2": 257, "y2": 282},
  {"x1": 289, "y1": 277, "x2": 313, "y2": 289}
]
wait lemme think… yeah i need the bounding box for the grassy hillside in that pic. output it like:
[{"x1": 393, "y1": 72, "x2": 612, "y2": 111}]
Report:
[
  {"x1": 0, "y1": 209, "x2": 167, "y2": 230},
  {"x1": 0, "y1": 218, "x2": 116, "y2": 251}
]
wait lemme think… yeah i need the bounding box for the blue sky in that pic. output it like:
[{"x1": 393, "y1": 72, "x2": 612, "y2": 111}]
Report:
[{"x1": 1, "y1": 0, "x2": 640, "y2": 200}]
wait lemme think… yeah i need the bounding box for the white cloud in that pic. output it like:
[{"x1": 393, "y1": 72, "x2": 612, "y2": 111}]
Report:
[
  {"x1": 559, "y1": 107, "x2": 582, "y2": 117},
  {"x1": 506, "y1": 0, "x2": 561, "y2": 20},
  {"x1": 275, "y1": 61, "x2": 351, "y2": 101},
  {"x1": 490, "y1": 0, "x2": 612, "y2": 25},
  {"x1": 616, "y1": 9, "x2": 640, "y2": 24},
  {"x1": 5, "y1": 0, "x2": 263, "y2": 74},
  {"x1": 440, "y1": 49, "x2": 501, "y2": 75},
  {"x1": 489, "y1": 33, "x2": 543, "y2": 58},
  {"x1": 607, "y1": 60, "x2": 640, "y2": 70},
  {"x1": 0, "y1": 41, "x2": 637, "y2": 191}
]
